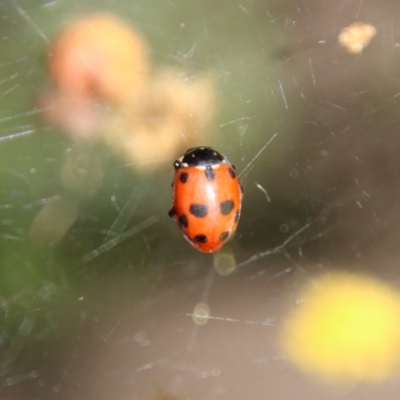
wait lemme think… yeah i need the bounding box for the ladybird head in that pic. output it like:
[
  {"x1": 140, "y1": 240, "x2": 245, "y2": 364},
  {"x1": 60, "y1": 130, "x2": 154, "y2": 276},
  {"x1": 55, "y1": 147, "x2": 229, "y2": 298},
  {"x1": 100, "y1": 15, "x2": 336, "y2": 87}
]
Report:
[{"x1": 175, "y1": 147, "x2": 226, "y2": 169}]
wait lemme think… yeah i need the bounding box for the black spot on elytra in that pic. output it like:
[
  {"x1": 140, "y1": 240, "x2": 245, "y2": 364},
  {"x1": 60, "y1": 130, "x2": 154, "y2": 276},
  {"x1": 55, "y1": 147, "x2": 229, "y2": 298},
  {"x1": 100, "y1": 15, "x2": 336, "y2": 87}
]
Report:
[
  {"x1": 220, "y1": 199, "x2": 234, "y2": 215},
  {"x1": 179, "y1": 214, "x2": 188, "y2": 228},
  {"x1": 179, "y1": 172, "x2": 189, "y2": 183},
  {"x1": 228, "y1": 167, "x2": 236, "y2": 179},
  {"x1": 168, "y1": 207, "x2": 175, "y2": 217},
  {"x1": 205, "y1": 166, "x2": 215, "y2": 181},
  {"x1": 194, "y1": 234, "x2": 207, "y2": 243},
  {"x1": 190, "y1": 204, "x2": 208, "y2": 218},
  {"x1": 234, "y1": 210, "x2": 240, "y2": 223},
  {"x1": 219, "y1": 231, "x2": 229, "y2": 242}
]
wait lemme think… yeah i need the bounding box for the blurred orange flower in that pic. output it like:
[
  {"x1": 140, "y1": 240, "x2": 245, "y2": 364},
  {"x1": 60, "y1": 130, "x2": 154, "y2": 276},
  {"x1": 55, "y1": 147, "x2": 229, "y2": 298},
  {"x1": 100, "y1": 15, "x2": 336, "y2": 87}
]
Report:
[
  {"x1": 48, "y1": 13, "x2": 148, "y2": 104},
  {"x1": 338, "y1": 22, "x2": 376, "y2": 54},
  {"x1": 40, "y1": 13, "x2": 217, "y2": 172},
  {"x1": 38, "y1": 91, "x2": 107, "y2": 140}
]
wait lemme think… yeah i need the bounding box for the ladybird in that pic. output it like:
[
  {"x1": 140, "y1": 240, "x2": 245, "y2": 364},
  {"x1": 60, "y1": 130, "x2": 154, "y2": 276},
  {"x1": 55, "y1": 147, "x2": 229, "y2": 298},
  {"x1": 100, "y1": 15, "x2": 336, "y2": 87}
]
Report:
[{"x1": 169, "y1": 147, "x2": 242, "y2": 253}]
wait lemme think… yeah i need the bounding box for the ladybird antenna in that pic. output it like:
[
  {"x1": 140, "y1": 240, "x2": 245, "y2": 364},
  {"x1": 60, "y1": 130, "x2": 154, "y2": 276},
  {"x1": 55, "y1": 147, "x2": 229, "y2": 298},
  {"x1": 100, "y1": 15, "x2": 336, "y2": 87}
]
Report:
[{"x1": 239, "y1": 132, "x2": 277, "y2": 178}]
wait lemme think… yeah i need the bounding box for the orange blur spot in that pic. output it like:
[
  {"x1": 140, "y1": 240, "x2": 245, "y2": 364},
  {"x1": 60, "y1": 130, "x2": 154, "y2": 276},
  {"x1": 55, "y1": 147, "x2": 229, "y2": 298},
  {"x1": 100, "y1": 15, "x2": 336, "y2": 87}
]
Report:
[
  {"x1": 48, "y1": 13, "x2": 148, "y2": 103},
  {"x1": 338, "y1": 22, "x2": 376, "y2": 54}
]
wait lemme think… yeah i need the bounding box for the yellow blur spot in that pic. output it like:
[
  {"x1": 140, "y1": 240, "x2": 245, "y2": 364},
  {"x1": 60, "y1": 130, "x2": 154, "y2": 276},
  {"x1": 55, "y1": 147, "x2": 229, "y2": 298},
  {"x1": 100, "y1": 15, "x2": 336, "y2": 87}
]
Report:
[
  {"x1": 281, "y1": 272, "x2": 400, "y2": 383},
  {"x1": 338, "y1": 22, "x2": 376, "y2": 54},
  {"x1": 192, "y1": 303, "x2": 210, "y2": 326},
  {"x1": 213, "y1": 250, "x2": 236, "y2": 276},
  {"x1": 104, "y1": 70, "x2": 215, "y2": 171},
  {"x1": 29, "y1": 195, "x2": 80, "y2": 247}
]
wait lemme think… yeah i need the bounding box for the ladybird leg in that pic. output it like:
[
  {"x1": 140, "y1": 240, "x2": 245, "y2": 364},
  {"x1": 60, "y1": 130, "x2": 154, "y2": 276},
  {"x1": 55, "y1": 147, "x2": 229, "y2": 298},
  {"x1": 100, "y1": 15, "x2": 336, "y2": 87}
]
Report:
[{"x1": 168, "y1": 207, "x2": 176, "y2": 218}]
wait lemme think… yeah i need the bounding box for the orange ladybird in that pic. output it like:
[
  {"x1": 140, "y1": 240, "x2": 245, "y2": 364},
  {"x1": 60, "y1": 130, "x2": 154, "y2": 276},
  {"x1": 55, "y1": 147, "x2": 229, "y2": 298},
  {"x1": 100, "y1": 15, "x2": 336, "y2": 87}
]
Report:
[{"x1": 169, "y1": 147, "x2": 242, "y2": 253}]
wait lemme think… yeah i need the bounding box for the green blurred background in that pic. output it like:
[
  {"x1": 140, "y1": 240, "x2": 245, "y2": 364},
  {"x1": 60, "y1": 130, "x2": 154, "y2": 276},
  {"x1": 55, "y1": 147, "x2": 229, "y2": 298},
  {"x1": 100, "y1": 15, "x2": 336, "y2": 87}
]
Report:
[{"x1": 1, "y1": 0, "x2": 400, "y2": 399}]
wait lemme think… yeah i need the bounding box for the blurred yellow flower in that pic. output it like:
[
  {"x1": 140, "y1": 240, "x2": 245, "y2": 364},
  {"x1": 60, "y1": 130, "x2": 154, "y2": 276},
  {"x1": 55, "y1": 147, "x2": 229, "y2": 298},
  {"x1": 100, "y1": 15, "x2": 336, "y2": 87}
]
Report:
[
  {"x1": 281, "y1": 272, "x2": 400, "y2": 382},
  {"x1": 103, "y1": 70, "x2": 216, "y2": 171}
]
